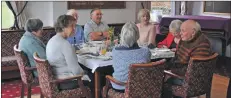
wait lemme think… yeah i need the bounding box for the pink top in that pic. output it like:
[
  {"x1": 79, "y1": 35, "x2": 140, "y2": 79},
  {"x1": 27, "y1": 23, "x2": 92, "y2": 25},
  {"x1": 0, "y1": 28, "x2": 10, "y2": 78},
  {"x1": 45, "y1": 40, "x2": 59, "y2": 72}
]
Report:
[{"x1": 136, "y1": 23, "x2": 156, "y2": 46}]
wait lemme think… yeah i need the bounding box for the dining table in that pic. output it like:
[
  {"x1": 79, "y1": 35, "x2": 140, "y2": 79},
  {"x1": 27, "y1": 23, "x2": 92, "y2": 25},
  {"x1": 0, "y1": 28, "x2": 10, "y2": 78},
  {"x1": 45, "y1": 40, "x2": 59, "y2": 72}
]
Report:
[{"x1": 76, "y1": 41, "x2": 175, "y2": 98}]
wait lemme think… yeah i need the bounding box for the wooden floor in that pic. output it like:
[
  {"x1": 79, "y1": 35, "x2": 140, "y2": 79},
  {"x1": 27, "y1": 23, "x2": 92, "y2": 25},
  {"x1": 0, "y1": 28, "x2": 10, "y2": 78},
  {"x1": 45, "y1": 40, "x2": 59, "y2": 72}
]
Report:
[{"x1": 23, "y1": 74, "x2": 230, "y2": 98}]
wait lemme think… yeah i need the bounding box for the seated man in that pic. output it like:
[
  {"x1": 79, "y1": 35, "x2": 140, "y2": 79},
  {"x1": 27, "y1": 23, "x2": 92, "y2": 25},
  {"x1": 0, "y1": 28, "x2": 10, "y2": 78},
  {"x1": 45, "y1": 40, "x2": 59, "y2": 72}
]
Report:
[
  {"x1": 84, "y1": 8, "x2": 109, "y2": 42},
  {"x1": 19, "y1": 18, "x2": 46, "y2": 77},
  {"x1": 162, "y1": 20, "x2": 214, "y2": 98},
  {"x1": 171, "y1": 20, "x2": 213, "y2": 76},
  {"x1": 66, "y1": 9, "x2": 84, "y2": 44}
]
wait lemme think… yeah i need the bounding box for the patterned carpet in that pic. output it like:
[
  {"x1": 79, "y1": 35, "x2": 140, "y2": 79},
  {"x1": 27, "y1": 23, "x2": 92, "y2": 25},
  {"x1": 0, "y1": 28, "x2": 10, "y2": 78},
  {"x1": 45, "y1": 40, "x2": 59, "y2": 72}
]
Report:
[{"x1": 1, "y1": 80, "x2": 40, "y2": 98}]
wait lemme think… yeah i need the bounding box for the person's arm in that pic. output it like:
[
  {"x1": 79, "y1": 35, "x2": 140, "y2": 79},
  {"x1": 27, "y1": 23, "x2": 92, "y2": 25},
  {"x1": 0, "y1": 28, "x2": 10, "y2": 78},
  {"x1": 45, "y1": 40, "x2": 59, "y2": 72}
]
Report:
[
  {"x1": 157, "y1": 35, "x2": 168, "y2": 48},
  {"x1": 84, "y1": 23, "x2": 101, "y2": 41},
  {"x1": 62, "y1": 42, "x2": 84, "y2": 75},
  {"x1": 90, "y1": 32, "x2": 104, "y2": 41},
  {"x1": 28, "y1": 42, "x2": 46, "y2": 59},
  {"x1": 148, "y1": 25, "x2": 156, "y2": 46}
]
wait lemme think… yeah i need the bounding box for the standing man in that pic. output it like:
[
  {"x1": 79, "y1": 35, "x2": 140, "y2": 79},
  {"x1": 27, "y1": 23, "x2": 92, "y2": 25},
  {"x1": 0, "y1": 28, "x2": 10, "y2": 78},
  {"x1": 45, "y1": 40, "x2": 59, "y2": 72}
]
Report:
[
  {"x1": 66, "y1": 9, "x2": 84, "y2": 44},
  {"x1": 84, "y1": 8, "x2": 109, "y2": 42}
]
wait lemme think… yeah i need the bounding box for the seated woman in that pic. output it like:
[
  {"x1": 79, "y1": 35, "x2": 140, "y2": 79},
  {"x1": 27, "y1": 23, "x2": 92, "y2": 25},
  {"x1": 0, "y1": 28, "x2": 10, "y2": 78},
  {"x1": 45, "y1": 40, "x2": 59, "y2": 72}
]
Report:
[
  {"x1": 19, "y1": 18, "x2": 46, "y2": 77},
  {"x1": 46, "y1": 15, "x2": 89, "y2": 90},
  {"x1": 112, "y1": 22, "x2": 151, "y2": 92},
  {"x1": 157, "y1": 20, "x2": 182, "y2": 50},
  {"x1": 136, "y1": 9, "x2": 156, "y2": 47}
]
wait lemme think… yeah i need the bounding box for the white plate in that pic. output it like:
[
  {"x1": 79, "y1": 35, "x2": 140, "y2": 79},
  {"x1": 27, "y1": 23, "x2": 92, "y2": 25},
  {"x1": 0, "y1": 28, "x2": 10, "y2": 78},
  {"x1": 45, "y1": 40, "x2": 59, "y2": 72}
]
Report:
[{"x1": 90, "y1": 41, "x2": 103, "y2": 44}]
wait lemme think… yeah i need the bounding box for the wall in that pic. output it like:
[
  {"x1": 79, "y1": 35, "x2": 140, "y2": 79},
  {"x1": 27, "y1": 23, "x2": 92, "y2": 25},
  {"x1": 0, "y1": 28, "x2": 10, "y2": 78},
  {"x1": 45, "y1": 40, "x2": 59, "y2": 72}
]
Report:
[
  {"x1": 192, "y1": 1, "x2": 230, "y2": 18},
  {"x1": 26, "y1": 1, "x2": 137, "y2": 26},
  {"x1": 26, "y1": 1, "x2": 54, "y2": 26}
]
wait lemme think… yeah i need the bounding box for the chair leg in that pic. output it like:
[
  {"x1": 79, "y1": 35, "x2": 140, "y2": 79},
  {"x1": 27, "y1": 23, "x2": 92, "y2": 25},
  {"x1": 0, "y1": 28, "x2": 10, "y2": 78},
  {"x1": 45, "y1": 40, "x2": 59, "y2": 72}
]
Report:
[
  {"x1": 20, "y1": 82, "x2": 25, "y2": 98},
  {"x1": 206, "y1": 92, "x2": 211, "y2": 98},
  {"x1": 27, "y1": 85, "x2": 32, "y2": 98}
]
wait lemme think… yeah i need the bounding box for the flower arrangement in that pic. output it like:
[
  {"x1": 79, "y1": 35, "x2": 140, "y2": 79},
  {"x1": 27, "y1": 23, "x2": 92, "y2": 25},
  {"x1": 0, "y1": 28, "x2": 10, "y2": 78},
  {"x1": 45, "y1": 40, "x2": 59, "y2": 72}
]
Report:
[{"x1": 108, "y1": 27, "x2": 115, "y2": 42}]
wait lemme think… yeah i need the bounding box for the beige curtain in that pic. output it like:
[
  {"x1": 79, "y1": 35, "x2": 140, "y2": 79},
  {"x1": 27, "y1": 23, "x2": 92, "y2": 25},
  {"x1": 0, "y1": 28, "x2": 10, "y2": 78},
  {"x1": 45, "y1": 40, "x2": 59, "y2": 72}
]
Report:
[{"x1": 11, "y1": 1, "x2": 28, "y2": 29}]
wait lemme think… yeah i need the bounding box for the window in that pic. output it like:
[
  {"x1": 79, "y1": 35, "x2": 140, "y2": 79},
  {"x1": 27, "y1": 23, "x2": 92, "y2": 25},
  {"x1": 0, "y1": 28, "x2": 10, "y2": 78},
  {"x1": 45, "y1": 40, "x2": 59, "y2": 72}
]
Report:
[
  {"x1": 1, "y1": 1, "x2": 14, "y2": 29},
  {"x1": 150, "y1": 1, "x2": 174, "y2": 22}
]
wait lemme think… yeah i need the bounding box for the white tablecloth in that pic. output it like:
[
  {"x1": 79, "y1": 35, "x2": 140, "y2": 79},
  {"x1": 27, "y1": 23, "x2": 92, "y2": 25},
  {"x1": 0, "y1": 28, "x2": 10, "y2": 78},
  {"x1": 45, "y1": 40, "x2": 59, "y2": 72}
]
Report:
[{"x1": 77, "y1": 48, "x2": 175, "y2": 73}]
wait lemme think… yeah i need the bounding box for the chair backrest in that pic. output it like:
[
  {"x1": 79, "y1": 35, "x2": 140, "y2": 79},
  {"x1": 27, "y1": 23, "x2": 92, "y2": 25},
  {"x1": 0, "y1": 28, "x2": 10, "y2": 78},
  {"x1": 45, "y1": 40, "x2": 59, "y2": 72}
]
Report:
[
  {"x1": 125, "y1": 59, "x2": 166, "y2": 98},
  {"x1": 33, "y1": 53, "x2": 58, "y2": 98},
  {"x1": 13, "y1": 45, "x2": 34, "y2": 84},
  {"x1": 184, "y1": 53, "x2": 219, "y2": 97}
]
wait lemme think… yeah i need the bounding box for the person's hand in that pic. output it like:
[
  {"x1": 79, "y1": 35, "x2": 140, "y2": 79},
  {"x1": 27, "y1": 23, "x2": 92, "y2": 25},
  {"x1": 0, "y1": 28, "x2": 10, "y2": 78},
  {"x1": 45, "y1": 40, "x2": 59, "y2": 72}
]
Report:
[
  {"x1": 161, "y1": 45, "x2": 168, "y2": 48},
  {"x1": 103, "y1": 31, "x2": 110, "y2": 38},
  {"x1": 114, "y1": 39, "x2": 119, "y2": 45},
  {"x1": 170, "y1": 48, "x2": 177, "y2": 52}
]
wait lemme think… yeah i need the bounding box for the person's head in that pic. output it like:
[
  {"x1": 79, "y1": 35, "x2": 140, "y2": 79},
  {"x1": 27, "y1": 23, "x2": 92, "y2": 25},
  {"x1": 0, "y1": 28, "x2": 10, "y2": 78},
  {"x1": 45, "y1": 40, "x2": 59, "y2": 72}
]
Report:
[
  {"x1": 169, "y1": 20, "x2": 182, "y2": 38},
  {"x1": 24, "y1": 18, "x2": 44, "y2": 38},
  {"x1": 180, "y1": 20, "x2": 201, "y2": 41},
  {"x1": 66, "y1": 9, "x2": 78, "y2": 23},
  {"x1": 55, "y1": 15, "x2": 76, "y2": 38},
  {"x1": 137, "y1": 9, "x2": 150, "y2": 25},
  {"x1": 120, "y1": 22, "x2": 140, "y2": 47},
  {"x1": 90, "y1": 8, "x2": 102, "y2": 24}
]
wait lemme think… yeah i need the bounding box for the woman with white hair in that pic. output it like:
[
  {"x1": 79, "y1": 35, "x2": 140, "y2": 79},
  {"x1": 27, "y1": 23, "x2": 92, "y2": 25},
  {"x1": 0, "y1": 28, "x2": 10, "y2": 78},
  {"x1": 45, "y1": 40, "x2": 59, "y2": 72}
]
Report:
[
  {"x1": 136, "y1": 9, "x2": 156, "y2": 47},
  {"x1": 111, "y1": 22, "x2": 151, "y2": 92},
  {"x1": 157, "y1": 19, "x2": 182, "y2": 49}
]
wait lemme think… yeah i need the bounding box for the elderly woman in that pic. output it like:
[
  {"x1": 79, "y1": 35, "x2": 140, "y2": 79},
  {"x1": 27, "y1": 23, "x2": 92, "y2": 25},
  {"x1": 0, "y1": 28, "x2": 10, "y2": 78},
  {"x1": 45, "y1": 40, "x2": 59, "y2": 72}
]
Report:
[
  {"x1": 111, "y1": 22, "x2": 151, "y2": 92},
  {"x1": 46, "y1": 15, "x2": 87, "y2": 90},
  {"x1": 136, "y1": 9, "x2": 156, "y2": 47},
  {"x1": 158, "y1": 20, "x2": 182, "y2": 50},
  {"x1": 19, "y1": 18, "x2": 46, "y2": 77}
]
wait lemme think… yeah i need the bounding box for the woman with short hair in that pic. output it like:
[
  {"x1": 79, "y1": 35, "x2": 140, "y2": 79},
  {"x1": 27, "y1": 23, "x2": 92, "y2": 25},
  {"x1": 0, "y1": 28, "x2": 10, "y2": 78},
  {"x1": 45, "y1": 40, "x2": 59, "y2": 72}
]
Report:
[
  {"x1": 157, "y1": 20, "x2": 182, "y2": 49},
  {"x1": 19, "y1": 18, "x2": 46, "y2": 77},
  {"x1": 111, "y1": 22, "x2": 151, "y2": 92},
  {"x1": 46, "y1": 15, "x2": 87, "y2": 90},
  {"x1": 136, "y1": 9, "x2": 156, "y2": 47}
]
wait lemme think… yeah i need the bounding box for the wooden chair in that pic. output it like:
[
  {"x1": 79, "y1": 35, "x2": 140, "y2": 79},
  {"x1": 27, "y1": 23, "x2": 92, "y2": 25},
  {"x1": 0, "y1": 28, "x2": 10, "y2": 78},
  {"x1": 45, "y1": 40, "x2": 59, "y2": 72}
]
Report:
[
  {"x1": 33, "y1": 52, "x2": 91, "y2": 98},
  {"x1": 164, "y1": 53, "x2": 219, "y2": 98},
  {"x1": 102, "y1": 59, "x2": 166, "y2": 98},
  {"x1": 13, "y1": 45, "x2": 40, "y2": 98}
]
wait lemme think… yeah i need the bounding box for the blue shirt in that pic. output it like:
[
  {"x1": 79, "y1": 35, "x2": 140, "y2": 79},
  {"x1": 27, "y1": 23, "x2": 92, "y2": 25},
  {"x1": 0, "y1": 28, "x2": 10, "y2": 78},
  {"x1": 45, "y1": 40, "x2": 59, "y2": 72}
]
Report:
[
  {"x1": 84, "y1": 20, "x2": 109, "y2": 42},
  {"x1": 19, "y1": 31, "x2": 46, "y2": 77},
  {"x1": 111, "y1": 44, "x2": 151, "y2": 90},
  {"x1": 67, "y1": 24, "x2": 84, "y2": 44}
]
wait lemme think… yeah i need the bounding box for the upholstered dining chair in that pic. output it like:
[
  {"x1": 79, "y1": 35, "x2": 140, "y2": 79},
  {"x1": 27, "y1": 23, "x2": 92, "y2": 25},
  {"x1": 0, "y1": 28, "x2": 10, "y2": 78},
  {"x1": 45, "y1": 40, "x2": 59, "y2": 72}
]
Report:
[
  {"x1": 33, "y1": 52, "x2": 91, "y2": 98},
  {"x1": 102, "y1": 59, "x2": 166, "y2": 98},
  {"x1": 13, "y1": 45, "x2": 40, "y2": 98},
  {"x1": 164, "y1": 53, "x2": 219, "y2": 98}
]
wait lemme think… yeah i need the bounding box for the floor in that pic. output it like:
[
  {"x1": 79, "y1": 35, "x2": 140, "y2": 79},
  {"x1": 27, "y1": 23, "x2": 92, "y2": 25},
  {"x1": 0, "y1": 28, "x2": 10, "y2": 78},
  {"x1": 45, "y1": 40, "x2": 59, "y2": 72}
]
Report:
[{"x1": 20, "y1": 74, "x2": 230, "y2": 98}]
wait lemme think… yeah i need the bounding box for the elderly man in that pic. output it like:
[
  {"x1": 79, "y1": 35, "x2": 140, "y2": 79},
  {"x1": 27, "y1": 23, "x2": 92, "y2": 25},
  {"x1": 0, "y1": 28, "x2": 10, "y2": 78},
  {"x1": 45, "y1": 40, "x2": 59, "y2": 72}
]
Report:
[
  {"x1": 19, "y1": 18, "x2": 46, "y2": 77},
  {"x1": 170, "y1": 20, "x2": 213, "y2": 76},
  {"x1": 66, "y1": 9, "x2": 84, "y2": 44},
  {"x1": 162, "y1": 20, "x2": 213, "y2": 98},
  {"x1": 84, "y1": 8, "x2": 109, "y2": 42}
]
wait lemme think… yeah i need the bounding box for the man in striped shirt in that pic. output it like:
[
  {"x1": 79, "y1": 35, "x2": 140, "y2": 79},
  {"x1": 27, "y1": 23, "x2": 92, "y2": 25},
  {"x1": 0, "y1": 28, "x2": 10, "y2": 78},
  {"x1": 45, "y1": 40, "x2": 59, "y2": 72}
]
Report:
[
  {"x1": 162, "y1": 20, "x2": 213, "y2": 98},
  {"x1": 171, "y1": 20, "x2": 213, "y2": 76}
]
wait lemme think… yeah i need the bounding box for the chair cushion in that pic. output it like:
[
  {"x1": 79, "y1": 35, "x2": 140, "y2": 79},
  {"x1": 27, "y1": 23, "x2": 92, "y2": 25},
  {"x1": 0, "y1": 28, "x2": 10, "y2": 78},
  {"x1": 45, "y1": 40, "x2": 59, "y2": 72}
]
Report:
[
  {"x1": 107, "y1": 88, "x2": 125, "y2": 98},
  {"x1": 55, "y1": 87, "x2": 91, "y2": 98}
]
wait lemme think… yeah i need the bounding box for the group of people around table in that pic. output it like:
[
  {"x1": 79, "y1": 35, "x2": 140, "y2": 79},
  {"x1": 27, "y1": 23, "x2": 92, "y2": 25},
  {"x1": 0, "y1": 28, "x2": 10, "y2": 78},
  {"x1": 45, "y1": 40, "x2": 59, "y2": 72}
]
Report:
[{"x1": 18, "y1": 7, "x2": 214, "y2": 97}]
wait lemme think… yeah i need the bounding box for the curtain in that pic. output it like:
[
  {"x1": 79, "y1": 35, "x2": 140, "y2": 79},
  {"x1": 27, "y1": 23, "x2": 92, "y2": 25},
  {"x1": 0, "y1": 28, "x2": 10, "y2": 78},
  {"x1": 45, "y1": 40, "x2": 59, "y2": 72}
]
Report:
[
  {"x1": 7, "y1": 1, "x2": 28, "y2": 29},
  {"x1": 15, "y1": 1, "x2": 28, "y2": 29},
  {"x1": 180, "y1": 1, "x2": 194, "y2": 15},
  {"x1": 6, "y1": 1, "x2": 19, "y2": 29}
]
